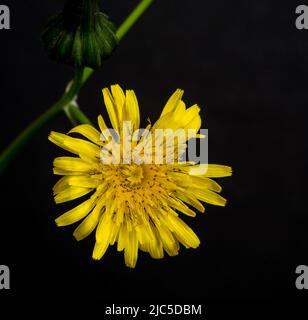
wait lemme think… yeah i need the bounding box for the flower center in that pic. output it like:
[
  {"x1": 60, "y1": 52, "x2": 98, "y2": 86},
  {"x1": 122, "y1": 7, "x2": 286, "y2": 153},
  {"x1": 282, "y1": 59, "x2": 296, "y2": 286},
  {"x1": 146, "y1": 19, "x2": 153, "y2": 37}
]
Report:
[{"x1": 121, "y1": 164, "x2": 144, "y2": 186}]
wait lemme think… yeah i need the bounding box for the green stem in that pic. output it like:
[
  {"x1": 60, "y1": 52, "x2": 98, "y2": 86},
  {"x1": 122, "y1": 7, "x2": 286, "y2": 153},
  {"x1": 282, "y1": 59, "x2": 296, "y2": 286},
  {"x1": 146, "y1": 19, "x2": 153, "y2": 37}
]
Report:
[
  {"x1": 116, "y1": 0, "x2": 154, "y2": 41},
  {"x1": 0, "y1": 0, "x2": 154, "y2": 174},
  {"x1": 0, "y1": 68, "x2": 83, "y2": 175},
  {"x1": 81, "y1": 67, "x2": 94, "y2": 86},
  {"x1": 65, "y1": 101, "x2": 93, "y2": 125}
]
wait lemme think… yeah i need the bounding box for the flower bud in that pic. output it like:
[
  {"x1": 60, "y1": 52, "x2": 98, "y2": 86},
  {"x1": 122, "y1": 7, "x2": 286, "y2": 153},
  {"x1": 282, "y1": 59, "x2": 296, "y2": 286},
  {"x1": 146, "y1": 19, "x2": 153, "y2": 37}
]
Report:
[{"x1": 42, "y1": 0, "x2": 118, "y2": 69}]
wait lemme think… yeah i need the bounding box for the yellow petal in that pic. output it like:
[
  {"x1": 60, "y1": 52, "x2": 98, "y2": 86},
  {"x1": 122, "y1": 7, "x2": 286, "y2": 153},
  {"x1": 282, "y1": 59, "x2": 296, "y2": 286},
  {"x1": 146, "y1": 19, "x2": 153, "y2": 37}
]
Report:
[
  {"x1": 92, "y1": 213, "x2": 113, "y2": 260},
  {"x1": 53, "y1": 176, "x2": 70, "y2": 195},
  {"x1": 65, "y1": 175, "x2": 101, "y2": 188},
  {"x1": 53, "y1": 157, "x2": 94, "y2": 173},
  {"x1": 97, "y1": 115, "x2": 108, "y2": 136},
  {"x1": 62, "y1": 136, "x2": 101, "y2": 159},
  {"x1": 156, "y1": 223, "x2": 179, "y2": 256},
  {"x1": 69, "y1": 124, "x2": 103, "y2": 145},
  {"x1": 184, "y1": 115, "x2": 201, "y2": 132},
  {"x1": 117, "y1": 223, "x2": 128, "y2": 252},
  {"x1": 152, "y1": 107, "x2": 201, "y2": 134},
  {"x1": 48, "y1": 131, "x2": 76, "y2": 154},
  {"x1": 183, "y1": 104, "x2": 200, "y2": 122},
  {"x1": 191, "y1": 176, "x2": 222, "y2": 193},
  {"x1": 166, "y1": 214, "x2": 200, "y2": 249},
  {"x1": 125, "y1": 90, "x2": 140, "y2": 131},
  {"x1": 167, "y1": 197, "x2": 196, "y2": 217},
  {"x1": 204, "y1": 164, "x2": 232, "y2": 177},
  {"x1": 102, "y1": 87, "x2": 119, "y2": 132},
  {"x1": 111, "y1": 84, "x2": 125, "y2": 123},
  {"x1": 148, "y1": 223, "x2": 164, "y2": 259},
  {"x1": 160, "y1": 89, "x2": 184, "y2": 117},
  {"x1": 109, "y1": 222, "x2": 120, "y2": 246},
  {"x1": 53, "y1": 175, "x2": 101, "y2": 195},
  {"x1": 194, "y1": 189, "x2": 227, "y2": 206},
  {"x1": 54, "y1": 186, "x2": 92, "y2": 204},
  {"x1": 175, "y1": 191, "x2": 205, "y2": 213},
  {"x1": 73, "y1": 204, "x2": 103, "y2": 241},
  {"x1": 170, "y1": 104, "x2": 200, "y2": 126},
  {"x1": 124, "y1": 230, "x2": 138, "y2": 268},
  {"x1": 174, "y1": 100, "x2": 186, "y2": 114},
  {"x1": 151, "y1": 112, "x2": 178, "y2": 131},
  {"x1": 92, "y1": 239, "x2": 110, "y2": 260},
  {"x1": 95, "y1": 210, "x2": 112, "y2": 243},
  {"x1": 53, "y1": 168, "x2": 82, "y2": 176},
  {"x1": 55, "y1": 197, "x2": 96, "y2": 226}
]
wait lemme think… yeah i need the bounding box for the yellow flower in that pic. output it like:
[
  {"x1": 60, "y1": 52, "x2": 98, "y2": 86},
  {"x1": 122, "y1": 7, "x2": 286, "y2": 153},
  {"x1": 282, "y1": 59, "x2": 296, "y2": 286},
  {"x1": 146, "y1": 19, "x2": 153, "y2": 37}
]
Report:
[{"x1": 48, "y1": 84, "x2": 232, "y2": 268}]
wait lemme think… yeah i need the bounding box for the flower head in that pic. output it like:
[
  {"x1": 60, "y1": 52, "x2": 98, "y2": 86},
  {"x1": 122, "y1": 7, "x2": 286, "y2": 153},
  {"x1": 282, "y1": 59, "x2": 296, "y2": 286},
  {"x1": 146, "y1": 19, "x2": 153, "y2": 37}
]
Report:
[{"x1": 49, "y1": 85, "x2": 232, "y2": 268}]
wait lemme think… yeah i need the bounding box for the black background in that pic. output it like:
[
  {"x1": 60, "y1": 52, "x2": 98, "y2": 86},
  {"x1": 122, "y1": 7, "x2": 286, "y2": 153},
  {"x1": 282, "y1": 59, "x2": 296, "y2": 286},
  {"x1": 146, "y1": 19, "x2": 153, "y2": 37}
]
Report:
[{"x1": 0, "y1": 0, "x2": 307, "y2": 309}]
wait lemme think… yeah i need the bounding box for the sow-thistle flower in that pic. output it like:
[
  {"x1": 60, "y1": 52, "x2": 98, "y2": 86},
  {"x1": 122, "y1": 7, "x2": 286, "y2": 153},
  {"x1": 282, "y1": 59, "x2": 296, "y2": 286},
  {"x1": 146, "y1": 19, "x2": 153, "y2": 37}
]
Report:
[{"x1": 49, "y1": 85, "x2": 232, "y2": 268}]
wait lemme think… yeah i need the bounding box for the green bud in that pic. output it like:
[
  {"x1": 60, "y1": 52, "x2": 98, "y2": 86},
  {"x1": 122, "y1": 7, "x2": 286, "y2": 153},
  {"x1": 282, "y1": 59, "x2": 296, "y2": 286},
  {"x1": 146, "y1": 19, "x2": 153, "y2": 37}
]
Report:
[{"x1": 42, "y1": 0, "x2": 118, "y2": 69}]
